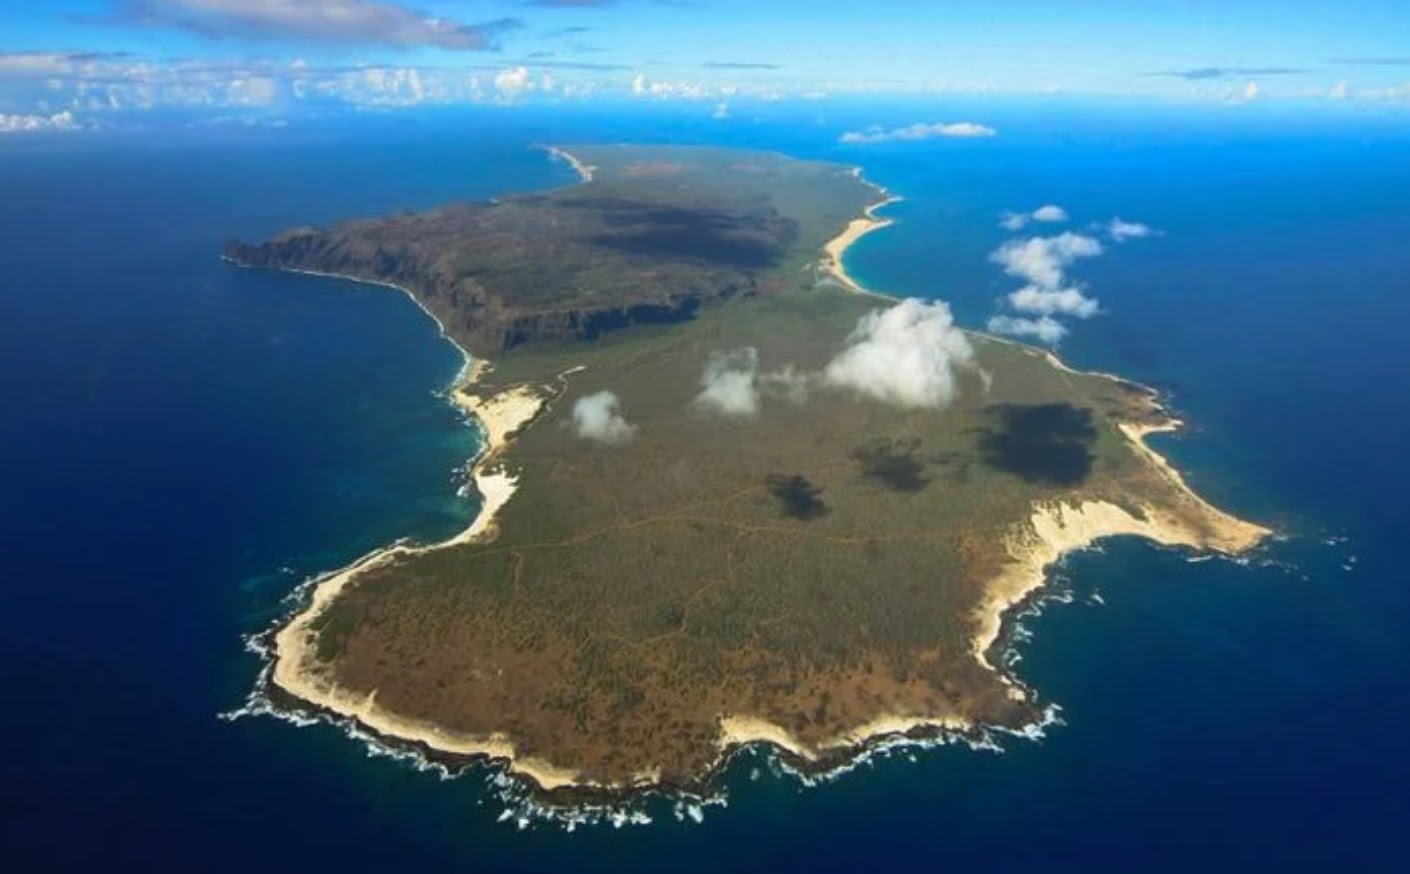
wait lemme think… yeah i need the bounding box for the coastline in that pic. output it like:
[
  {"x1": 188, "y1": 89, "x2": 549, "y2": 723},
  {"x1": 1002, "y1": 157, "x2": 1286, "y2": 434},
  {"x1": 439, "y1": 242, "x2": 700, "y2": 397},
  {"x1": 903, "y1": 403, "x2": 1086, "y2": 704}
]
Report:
[
  {"x1": 238, "y1": 155, "x2": 1272, "y2": 804},
  {"x1": 223, "y1": 258, "x2": 592, "y2": 792},
  {"x1": 265, "y1": 359, "x2": 582, "y2": 788},
  {"x1": 544, "y1": 145, "x2": 596, "y2": 184},
  {"x1": 716, "y1": 712, "x2": 974, "y2": 766},
  {"x1": 970, "y1": 492, "x2": 1270, "y2": 673},
  {"x1": 819, "y1": 167, "x2": 902, "y2": 299}
]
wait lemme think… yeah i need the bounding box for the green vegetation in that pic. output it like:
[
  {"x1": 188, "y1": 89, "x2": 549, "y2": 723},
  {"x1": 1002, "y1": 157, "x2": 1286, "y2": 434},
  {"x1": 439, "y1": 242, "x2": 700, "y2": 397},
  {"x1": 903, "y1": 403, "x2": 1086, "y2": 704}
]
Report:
[
  {"x1": 249, "y1": 145, "x2": 1247, "y2": 795},
  {"x1": 226, "y1": 145, "x2": 870, "y2": 354}
]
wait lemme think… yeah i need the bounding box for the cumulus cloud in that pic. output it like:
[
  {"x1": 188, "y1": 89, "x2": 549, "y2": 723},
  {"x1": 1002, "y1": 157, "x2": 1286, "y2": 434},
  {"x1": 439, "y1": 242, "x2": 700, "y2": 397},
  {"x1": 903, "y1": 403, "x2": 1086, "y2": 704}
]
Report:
[
  {"x1": 999, "y1": 203, "x2": 1068, "y2": 231},
  {"x1": 987, "y1": 209, "x2": 1162, "y2": 345},
  {"x1": 1106, "y1": 217, "x2": 1157, "y2": 242},
  {"x1": 987, "y1": 315, "x2": 1068, "y2": 345},
  {"x1": 690, "y1": 303, "x2": 979, "y2": 416},
  {"x1": 986, "y1": 229, "x2": 1120, "y2": 344},
  {"x1": 627, "y1": 73, "x2": 717, "y2": 100},
  {"x1": 493, "y1": 65, "x2": 532, "y2": 99},
  {"x1": 115, "y1": 0, "x2": 521, "y2": 51},
  {"x1": 1007, "y1": 284, "x2": 1098, "y2": 318},
  {"x1": 0, "y1": 111, "x2": 78, "y2": 133},
  {"x1": 989, "y1": 232, "x2": 1103, "y2": 289},
  {"x1": 223, "y1": 75, "x2": 280, "y2": 106},
  {"x1": 572, "y1": 391, "x2": 636, "y2": 445},
  {"x1": 711, "y1": 101, "x2": 729, "y2": 119},
  {"x1": 0, "y1": 47, "x2": 817, "y2": 119},
  {"x1": 693, "y1": 349, "x2": 814, "y2": 417},
  {"x1": 823, "y1": 299, "x2": 975, "y2": 409},
  {"x1": 695, "y1": 348, "x2": 763, "y2": 417},
  {"x1": 839, "y1": 121, "x2": 996, "y2": 144},
  {"x1": 759, "y1": 365, "x2": 811, "y2": 405}
]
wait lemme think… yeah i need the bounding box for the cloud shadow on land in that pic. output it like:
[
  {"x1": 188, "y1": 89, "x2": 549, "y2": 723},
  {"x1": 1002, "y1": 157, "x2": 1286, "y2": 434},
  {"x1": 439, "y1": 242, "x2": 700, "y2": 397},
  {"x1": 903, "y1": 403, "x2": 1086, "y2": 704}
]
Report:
[
  {"x1": 563, "y1": 196, "x2": 796, "y2": 269},
  {"x1": 765, "y1": 474, "x2": 829, "y2": 520},
  {"x1": 852, "y1": 437, "x2": 931, "y2": 493},
  {"x1": 977, "y1": 403, "x2": 1096, "y2": 486}
]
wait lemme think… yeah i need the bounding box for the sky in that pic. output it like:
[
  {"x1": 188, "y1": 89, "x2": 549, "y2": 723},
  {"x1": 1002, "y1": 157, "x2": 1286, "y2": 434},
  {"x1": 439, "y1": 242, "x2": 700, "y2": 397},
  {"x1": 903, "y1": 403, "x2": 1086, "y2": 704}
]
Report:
[{"x1": 2, "y1": 0, "x2": 1409, "y2": 130}]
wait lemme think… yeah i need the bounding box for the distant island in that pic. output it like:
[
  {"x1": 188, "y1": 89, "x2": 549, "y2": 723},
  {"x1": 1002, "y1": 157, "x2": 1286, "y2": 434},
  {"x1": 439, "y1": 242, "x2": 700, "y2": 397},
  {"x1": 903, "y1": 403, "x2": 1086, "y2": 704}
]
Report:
[{"x1": 226, "y1": 144, "x2": 1268, "y2": 801}]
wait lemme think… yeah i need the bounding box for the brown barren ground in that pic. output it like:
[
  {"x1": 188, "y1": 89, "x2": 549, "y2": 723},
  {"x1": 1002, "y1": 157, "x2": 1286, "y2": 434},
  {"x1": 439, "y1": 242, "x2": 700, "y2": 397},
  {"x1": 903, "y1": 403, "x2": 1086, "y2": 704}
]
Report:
[{"x1": 249, "y1": 145, "x2": 1268, "y2": 800}]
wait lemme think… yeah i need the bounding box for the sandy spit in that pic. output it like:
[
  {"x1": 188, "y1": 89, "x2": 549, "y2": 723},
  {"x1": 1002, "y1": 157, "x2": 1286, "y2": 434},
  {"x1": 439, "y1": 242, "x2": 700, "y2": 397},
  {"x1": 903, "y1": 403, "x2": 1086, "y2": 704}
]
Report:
[
  {"x1": 820, "y1": 187, "x2": 903, "y2": 298},
  {"x1": 545, "y1": 145, "x2": 596, "y2": 184}
]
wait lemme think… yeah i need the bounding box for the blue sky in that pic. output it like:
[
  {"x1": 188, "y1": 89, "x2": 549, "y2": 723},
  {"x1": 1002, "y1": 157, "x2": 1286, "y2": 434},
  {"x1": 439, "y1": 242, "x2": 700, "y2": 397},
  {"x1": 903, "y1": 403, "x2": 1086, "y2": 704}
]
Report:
[{"x1": 2, "y1": 1, "x2": 1409, "y2": 128}]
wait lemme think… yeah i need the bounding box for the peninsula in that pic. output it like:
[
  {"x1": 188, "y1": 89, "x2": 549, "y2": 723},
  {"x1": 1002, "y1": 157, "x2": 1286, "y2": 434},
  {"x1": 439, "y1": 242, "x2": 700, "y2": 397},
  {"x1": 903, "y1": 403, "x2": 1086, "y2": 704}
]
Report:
[{"x1": 227, "y1": 144, "x2": 1268, "y2": 800}]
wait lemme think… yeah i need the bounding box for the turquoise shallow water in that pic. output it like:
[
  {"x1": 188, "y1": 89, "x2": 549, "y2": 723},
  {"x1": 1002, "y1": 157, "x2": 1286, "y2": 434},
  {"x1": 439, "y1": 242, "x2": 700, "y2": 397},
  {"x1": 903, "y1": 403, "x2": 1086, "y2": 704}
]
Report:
[{"x1": 0, "y1": 104, "x2": 1405, "y2": 870}]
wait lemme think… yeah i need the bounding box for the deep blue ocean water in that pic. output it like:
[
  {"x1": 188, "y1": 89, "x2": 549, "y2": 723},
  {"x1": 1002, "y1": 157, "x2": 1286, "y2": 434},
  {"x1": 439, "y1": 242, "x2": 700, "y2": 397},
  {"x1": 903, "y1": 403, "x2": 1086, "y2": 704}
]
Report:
[{"x1": 2, "y1": 103, "x2": 1406, "y2": 870}]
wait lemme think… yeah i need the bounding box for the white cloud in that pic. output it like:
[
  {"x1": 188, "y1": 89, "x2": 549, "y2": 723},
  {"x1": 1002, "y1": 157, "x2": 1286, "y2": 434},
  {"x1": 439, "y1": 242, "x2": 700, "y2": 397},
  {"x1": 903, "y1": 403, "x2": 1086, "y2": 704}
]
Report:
[
  {"x1": 839, "y1": 121, "x2": 997, "y2": 144},
  {"x1": 999, "y1": 203, "x2": 1068, "y2": 231},
  {"x1": 987, "y1": 315, "x2": 1068, "y2": 345},
  {"x1": 1106, "y1": 217, "x2": 1156, "y2": 242},
  {"x1": 1007, "y1": 285, "x2": 1099, "y2": 318},
  {"x1": 759, "y1": 365, "x2": 811, "y2": 405},
  {"x1": 1330, "y1": 80, "x2": 1350, "y2": 100},
  {"x1": 0, "y1": 110, "x2": 77, "y2": 133},
  {"x1": 695, "y1": 348, "x2": 762, "y2": 417},
  {"x1": 985, "y1": 223, "x2": 1136, "y2": 343},
  {"x1": 824, "y1": 298, "x2": 975, "y2": 409},
  {"x1": 1350, "y1": 82, "x2": 1410, "y2": 101},
  {"x1": 493, "y1": 65, "x2": 532, "y2": 99},
  {"x1": 1243, "y1": 80, "x2": 1261, "y2": 101},
  {"x1": 572, "y1": 391, "x2": 636, "y2": 446},
  {"x1": 693, "y1": 349, "x2": 815, "y2": 417},
  {"x1": 635, "y1": 78, "x2": 715, "y2": 100},
  {"x1": 223, "y1": 76, "x2": 280, "y2": 107},
  {"x1": 712, "y1": 101, "x2": 729, "y2": 119},
  {"x1": 989, "y1": 232, "x2": 1103, "y2": 289}
]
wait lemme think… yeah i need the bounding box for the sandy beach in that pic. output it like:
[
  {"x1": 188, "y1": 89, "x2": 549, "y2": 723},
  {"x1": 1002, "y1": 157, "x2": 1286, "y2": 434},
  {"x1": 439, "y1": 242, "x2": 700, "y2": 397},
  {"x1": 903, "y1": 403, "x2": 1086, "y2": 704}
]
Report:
[
  {"x1": 253, "y1": 162, "x2": 1270, "y2": 798},
  {"x1": 716, "y1": 711, "x2": 974, "y2": 769},
  {"x1": 715, "y1": 714, "x2": 962, "y2": 764},
  {"x1": 971, "y1": 428, "x2": 1272, "y2": 671},
  {"x1": 266, "y1": 371, "x2": 585, "y2": 789},
  {"x1": 820, "y1": 192, "x2": 902, "y2": 297},
  {"x1": 259, "y1": 306, "x2": 596, "y2": 789},
  {"x1": 718, "y1": 414, "x2": 1272, "y2": 768},
  {"x1": 545, "y1": 145, "x2": 596, "y2": 184}
]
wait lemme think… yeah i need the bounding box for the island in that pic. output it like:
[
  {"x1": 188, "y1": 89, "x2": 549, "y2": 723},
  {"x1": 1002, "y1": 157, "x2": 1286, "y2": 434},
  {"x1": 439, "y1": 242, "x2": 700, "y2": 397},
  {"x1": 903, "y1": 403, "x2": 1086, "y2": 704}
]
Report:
[{"x1": 226, "y1": 144, "x2": 1268, "y2": 801}]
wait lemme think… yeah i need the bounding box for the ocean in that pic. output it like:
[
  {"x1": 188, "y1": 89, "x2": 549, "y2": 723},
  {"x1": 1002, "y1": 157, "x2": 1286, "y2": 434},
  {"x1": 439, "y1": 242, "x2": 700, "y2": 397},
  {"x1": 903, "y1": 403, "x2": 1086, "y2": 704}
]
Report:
[{"x1": 2, "y1": 101, "x2": 1406, "y2": 870}]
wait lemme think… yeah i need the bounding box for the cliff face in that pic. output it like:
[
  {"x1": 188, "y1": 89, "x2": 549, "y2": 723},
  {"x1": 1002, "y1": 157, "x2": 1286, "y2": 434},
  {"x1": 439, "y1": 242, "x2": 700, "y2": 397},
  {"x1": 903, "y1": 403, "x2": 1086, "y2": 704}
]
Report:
[
  {"x1": 224, "y1": 228, "x2": 507, "y2": 350},
  {"x1": 224, "y1": 189, "x2": 783, "y2": 354}
]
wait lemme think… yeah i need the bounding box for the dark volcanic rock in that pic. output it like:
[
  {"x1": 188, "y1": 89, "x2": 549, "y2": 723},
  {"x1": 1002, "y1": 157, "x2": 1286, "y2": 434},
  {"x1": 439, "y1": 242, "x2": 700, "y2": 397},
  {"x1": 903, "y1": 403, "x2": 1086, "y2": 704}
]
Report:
[{"x1": 223, "y1": 187, "x2": 784, "y2": 354}]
